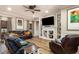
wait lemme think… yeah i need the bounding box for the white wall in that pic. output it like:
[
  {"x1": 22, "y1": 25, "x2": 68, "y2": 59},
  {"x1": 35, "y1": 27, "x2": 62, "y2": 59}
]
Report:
[
  {"x1": 36, "y1": 21, "x2": 39, "y2": 36},
  {"x1": 11, "y1": 18, "x2": 28, "y2": 31},
  {"x1": 61, "y1": 9, "x2": 79, "y2": 37},
  {"x1": 34, "y1": 21, "x2": 39, "y2": 36},
  {"x1": 24, "y1": 20, "x2": 27, "y2": 30},
  {"x1": 0, "y1": 16, "x2": 28, "y2": 31},
  {"x1": 11, "y1": 17, "x2": 16, "y2": 30},
  {"x1": 0, "y1": 11, "x2": 40, "y2": 37}
]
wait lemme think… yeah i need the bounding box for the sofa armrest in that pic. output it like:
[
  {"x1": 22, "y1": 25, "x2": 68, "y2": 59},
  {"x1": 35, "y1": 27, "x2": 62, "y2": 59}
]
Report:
[{"x1": 49, "y1": 41, "x2": 65, "y2": 54}]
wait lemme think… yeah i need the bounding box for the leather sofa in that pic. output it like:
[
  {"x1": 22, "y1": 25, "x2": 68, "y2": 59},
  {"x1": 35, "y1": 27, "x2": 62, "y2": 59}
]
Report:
[
  {"x1": 5, "y1": 37, "x2": 32, "y2": 54},
  {"x1": 5, "y1": 38, "x2": 23, "y2": 54},
  {"x1": 8, "y1": 30, "x2": 33, "y2": 39},
  {"x1": 49, "y1": 35, "x2": 79, "y2": 54}
]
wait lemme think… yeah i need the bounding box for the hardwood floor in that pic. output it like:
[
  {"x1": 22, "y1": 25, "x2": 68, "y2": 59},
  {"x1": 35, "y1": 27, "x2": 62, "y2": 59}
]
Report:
[
  {"x1": 26, "y1": 37, "x2": 52, "y2": 54},
  {"x1": 0, "y1": 37, "x2": 52, "y2": 54},
  {"x1": 0, "y1": 42, "x2": 9, "y2": 54}
]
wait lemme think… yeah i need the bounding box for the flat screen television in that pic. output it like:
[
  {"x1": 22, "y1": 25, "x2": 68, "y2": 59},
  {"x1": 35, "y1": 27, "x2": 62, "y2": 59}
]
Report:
[{"x1": 42, "y1": 16, "x2": 54, "y2": 25}]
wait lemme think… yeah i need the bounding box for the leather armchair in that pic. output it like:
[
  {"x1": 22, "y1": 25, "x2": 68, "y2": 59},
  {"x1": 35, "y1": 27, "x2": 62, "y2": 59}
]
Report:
[{"x1": 49, "y1": 35, "x2": 79, "y2": 54}]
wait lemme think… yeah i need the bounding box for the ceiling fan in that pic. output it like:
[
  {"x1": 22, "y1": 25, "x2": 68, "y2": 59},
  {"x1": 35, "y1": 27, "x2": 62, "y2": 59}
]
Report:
[{"x1": 23, "y1": 5, "x2": 40, "y2": 14}]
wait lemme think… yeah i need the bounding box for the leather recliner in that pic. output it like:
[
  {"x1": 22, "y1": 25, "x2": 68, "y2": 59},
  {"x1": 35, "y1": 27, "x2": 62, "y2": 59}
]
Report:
[{"x1": 49, "y1": 35, "x2": 79, "y2": 54}]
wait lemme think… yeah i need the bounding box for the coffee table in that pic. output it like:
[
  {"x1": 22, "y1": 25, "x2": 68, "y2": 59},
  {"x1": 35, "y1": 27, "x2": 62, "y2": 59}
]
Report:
[{"x1": 23, "y1": 43, "x2": 39, "y2": 54}]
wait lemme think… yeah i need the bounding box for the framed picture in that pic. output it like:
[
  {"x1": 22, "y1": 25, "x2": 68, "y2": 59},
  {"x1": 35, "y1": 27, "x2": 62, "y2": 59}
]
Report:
[
  {"x1": 1, "y1": 20, "x2": 7, "y2": 28},
  {"x1": 68, "y1": 8, "x2": 79, "y2": 30},
  {"x1": 16, "y1": 18, "x2": 24, "y2": 30},
  {"x1": 18, "y1": 20, "x2": 22, "y2": 26}
]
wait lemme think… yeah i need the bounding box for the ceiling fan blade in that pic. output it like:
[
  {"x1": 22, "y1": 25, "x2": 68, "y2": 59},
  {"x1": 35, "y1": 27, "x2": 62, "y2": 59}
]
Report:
[
  {"x1": 31, "y1": 11, "x2": 34, "y2": 14},
  {"x1": 23, "y1": 5, "x2": 29, "y2": 9},
  {"x1": 34, "y1": 9, "x2": 40, "y2": 11},
  {"x1": 25, "y1": 10, "x2": 30, "y2": 11}
]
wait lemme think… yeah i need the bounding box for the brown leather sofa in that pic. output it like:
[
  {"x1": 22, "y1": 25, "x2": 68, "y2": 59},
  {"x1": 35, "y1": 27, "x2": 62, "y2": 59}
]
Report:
[{"x1": 49, "y1": 35, "x2": 79, "y2": 54}]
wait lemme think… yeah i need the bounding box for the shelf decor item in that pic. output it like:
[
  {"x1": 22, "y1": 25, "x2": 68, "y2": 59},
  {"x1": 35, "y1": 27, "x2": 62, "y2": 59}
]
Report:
[{"x1": 68, "y1": 8, "x2": 79, "y2": 30}]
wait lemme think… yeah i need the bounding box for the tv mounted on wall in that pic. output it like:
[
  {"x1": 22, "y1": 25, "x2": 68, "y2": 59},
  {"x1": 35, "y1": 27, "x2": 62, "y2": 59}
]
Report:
[{"x1": 42, "y1": 16, "x2": 54, "y2": 25}]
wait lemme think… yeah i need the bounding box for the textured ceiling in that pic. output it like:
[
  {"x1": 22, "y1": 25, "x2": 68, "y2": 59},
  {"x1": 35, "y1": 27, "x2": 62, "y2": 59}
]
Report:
[{"x1": 0, "y1": 5, "x2": 78, "y2": 20}]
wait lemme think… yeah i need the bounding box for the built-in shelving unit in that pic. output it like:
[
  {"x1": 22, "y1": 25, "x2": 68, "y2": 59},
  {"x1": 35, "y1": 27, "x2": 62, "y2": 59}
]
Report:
[
  {"x1": 39, "y1": 15, "x2": 56, "y2": 40},
  {"x1": 41, "y1": 26, "x2": 55, "y2": 40},
  {"x1": 57, "y1": 13, "x2": 61, "y2": 39}
]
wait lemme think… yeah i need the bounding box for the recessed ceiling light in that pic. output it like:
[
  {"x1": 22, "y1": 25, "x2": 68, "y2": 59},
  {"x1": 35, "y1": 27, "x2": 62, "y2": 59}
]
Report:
[
  {"x1": 45, "y1": 10, "x2": 48, "y2": 13},
  {"x1": 7, "y1": 7, "x2": 12, "y2": 11},
  {"x1": 33, "y1": 15, "x2": 35, "y2": 17}
]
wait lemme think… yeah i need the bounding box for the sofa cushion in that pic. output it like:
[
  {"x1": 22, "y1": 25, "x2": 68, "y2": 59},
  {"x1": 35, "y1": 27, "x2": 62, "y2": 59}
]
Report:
[{"x1": 24, "y1": 32, "x2": 30, "y2": 36}]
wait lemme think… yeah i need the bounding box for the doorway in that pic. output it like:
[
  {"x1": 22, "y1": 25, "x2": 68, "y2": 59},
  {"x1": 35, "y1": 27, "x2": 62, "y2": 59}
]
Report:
[
  {"x1": 0, "y1": 17, "x2": 12, "y2": 39},
  {"x1": 27, "y1": 21, "x2": 34, "y2": 36}
]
